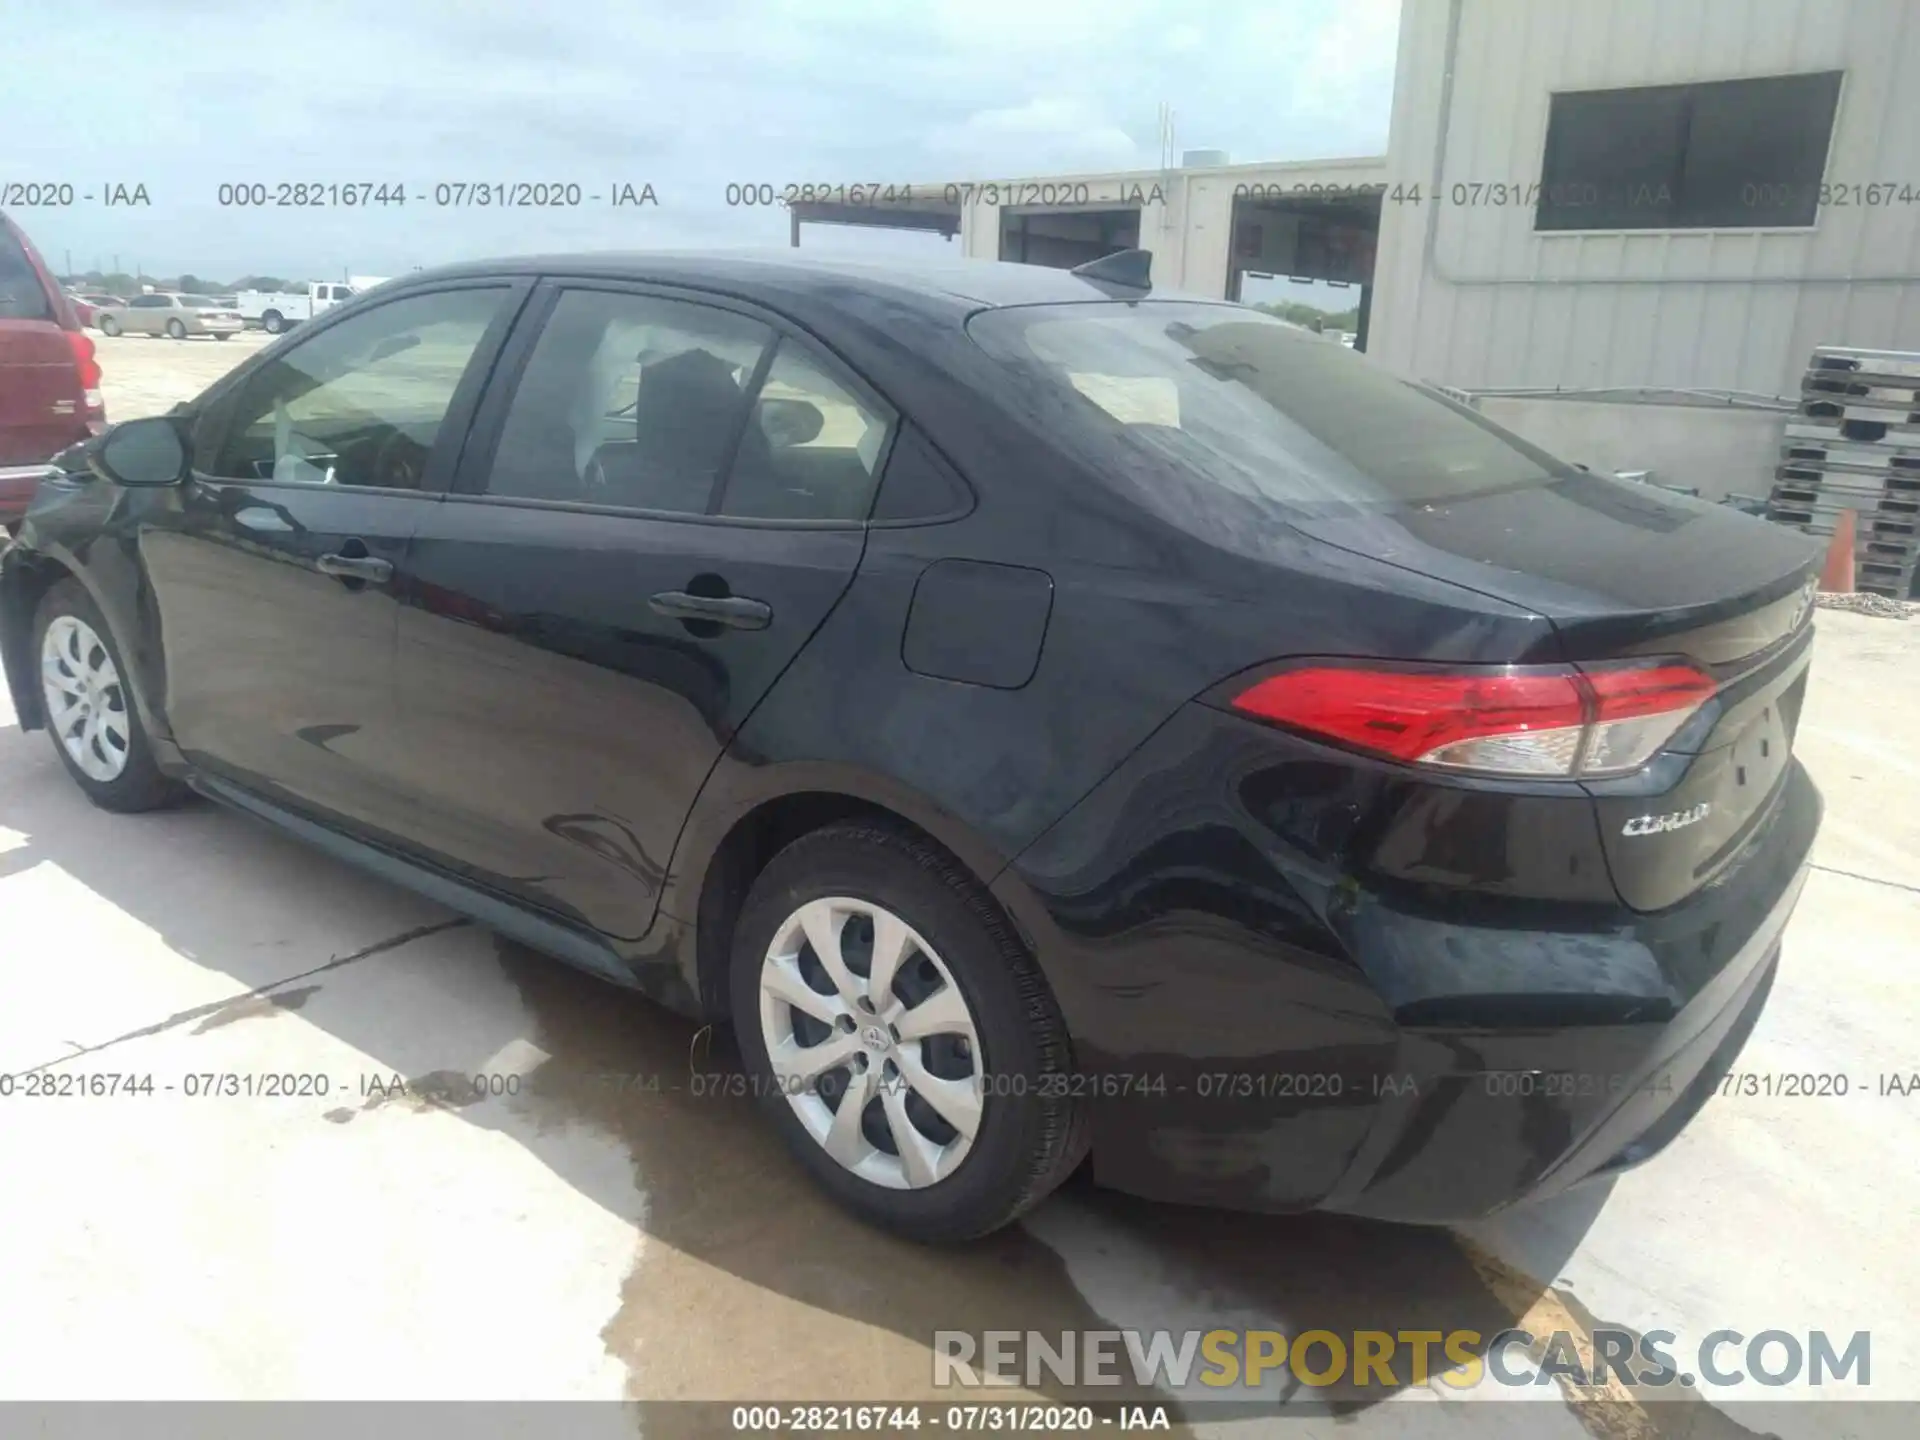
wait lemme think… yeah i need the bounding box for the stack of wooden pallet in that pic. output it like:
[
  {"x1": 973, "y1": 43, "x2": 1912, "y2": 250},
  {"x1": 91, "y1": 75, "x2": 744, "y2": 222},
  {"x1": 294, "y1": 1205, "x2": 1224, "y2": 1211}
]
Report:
[{"x1": 1769, "y1": 346, "x2": 1920, "y2": 599}]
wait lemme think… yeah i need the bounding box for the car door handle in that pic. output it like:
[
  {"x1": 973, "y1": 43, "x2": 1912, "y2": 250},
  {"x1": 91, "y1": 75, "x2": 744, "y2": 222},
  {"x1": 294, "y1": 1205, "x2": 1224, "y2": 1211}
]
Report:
[
  {"x1": 317, "y1": 553, "x2": 394, "y2": 584},
  {"x1": 648, "y1": 591, "x2": 772, "y2": 630}
]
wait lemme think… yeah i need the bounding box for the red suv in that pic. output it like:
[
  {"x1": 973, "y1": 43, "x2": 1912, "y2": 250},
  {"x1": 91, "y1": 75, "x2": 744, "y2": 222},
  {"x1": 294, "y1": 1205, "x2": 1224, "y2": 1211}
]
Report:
[{"x1": 0, "y1": 212, "x2": 106, "y2": 532}]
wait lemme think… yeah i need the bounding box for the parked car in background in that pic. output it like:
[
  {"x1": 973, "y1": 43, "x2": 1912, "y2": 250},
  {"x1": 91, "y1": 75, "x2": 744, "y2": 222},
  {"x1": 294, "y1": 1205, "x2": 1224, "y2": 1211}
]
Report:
[
  {"x1": 0, "y1": 250, "x2": 1825, "y2": 1242},
  {"x1": 0, "y1": 214, "x2": 103, "y2": 531},
  {"x1": 232, "y1": 281, "x2": 356, "y2": 334},
  {"x1": 66, "y1": 295, "x2": 127, "y2": 330},
  {"x1": 96, "y1": 293, "x2": 245, "y2": 340}
]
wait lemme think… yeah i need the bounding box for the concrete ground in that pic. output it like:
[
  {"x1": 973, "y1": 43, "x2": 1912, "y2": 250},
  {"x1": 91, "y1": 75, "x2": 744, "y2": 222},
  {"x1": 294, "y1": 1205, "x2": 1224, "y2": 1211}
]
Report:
[
  {"x1": 0, "y1": 337, "x2": 1913, "y2": 1436},
  {"x1": 85, "y1": 327, "x2": 277, "y2": 419}
]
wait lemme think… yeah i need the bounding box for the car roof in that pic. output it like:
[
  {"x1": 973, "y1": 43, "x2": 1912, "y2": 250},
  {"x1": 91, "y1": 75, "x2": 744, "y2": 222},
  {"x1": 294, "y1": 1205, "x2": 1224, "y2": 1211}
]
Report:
[{"x1": 396, "y1": 249, "x2": 1229, "y2": 316}]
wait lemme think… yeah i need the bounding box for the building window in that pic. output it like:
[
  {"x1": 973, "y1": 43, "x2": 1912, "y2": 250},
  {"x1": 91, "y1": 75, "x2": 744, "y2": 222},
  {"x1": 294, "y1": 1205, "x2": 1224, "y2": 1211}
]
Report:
[{"x1": 1536, "y1": 71, "x2": 1842, "y2": 231}]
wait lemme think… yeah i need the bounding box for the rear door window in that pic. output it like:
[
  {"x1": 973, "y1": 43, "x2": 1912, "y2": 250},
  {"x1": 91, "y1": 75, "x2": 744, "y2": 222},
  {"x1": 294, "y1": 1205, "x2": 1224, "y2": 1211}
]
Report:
[
  {"x1": 968, "y1": 302, "x2": 1568, "y2": 514},
  {"x1": 481, "y1": 288, "x2": 773, "y2": 513}
]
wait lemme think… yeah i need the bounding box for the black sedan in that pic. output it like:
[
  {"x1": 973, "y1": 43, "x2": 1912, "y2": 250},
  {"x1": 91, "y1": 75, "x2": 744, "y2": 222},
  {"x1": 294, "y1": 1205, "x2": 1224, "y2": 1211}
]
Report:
[{"x1": 0, "y1": 250, "x2": 1823, "y2": 1242}]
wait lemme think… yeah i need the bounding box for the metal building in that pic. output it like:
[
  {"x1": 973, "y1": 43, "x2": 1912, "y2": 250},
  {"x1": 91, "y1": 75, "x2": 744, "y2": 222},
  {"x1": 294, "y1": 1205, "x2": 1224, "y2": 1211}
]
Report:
[{"x1": 1370, "y1": 0, "x2": 1920, "y2": 401}]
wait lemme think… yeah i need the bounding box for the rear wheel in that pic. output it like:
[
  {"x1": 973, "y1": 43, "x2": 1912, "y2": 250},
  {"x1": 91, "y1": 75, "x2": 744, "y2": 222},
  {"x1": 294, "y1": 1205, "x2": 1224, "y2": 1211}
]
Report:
[
  {"x1": 34, "y1": 581, "x2": 185, "y2": 813},
  {"x1": 165, "y1": 318, "x2": 186, "y2": 340},
  {"x1": 214, "y1": 333, "x2": 231, "y2": 341},
  {"x1": 729, "y1": 821, "x2": 1088, "y2": 1243},
  {"x1": 261, "y1": 311, "x2": 285, "y2": 334}
]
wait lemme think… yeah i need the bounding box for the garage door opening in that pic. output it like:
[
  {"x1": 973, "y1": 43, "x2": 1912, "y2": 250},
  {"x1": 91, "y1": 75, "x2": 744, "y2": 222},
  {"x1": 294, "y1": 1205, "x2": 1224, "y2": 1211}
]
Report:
[
  {"x1": 1228, "y1": 191, "x2": 1381, "y2": 351},
  {"x1": 786, "y1": 195, "x2": 963, "y2": 252},
  {"x1": 1000, "y1": 208, "x2": 1141, "y2": 269}
]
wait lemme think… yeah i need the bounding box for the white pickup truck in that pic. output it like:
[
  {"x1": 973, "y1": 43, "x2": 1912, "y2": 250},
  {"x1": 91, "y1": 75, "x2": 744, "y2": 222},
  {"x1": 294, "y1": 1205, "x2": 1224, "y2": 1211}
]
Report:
[{"x1": 230, "y1": 281, "x2": 358, "y2": 335}]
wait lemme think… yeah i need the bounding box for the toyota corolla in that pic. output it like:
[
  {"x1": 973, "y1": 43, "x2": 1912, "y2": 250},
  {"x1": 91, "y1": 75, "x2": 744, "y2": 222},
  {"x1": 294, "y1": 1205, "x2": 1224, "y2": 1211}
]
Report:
[{"x1": 0, "y1": 251, "x2": 1824, "y2": 1242}]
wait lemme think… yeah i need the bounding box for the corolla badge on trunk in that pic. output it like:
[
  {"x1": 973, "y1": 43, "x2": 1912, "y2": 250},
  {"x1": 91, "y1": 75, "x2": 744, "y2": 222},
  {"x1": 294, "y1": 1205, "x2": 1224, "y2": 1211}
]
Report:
[{"x1": 1622, "y1": 803, "x2": 1711, "y2": 837}]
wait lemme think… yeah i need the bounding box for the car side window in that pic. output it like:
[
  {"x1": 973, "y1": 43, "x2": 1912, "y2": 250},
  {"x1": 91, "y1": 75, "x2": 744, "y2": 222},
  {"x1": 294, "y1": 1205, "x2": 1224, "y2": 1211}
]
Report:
[
  {"x1": 194, "y1": 287, "x2": 508, "y2": 489},
  {"x1": 484, "y1": 289, "x2": 773, "y2": 513},
  {"x1": 718, "y1": 338, "x2": 893, "y2": 522},
  {"x1": 0, "y1": 223, "x2": 56, "y2": 322}
]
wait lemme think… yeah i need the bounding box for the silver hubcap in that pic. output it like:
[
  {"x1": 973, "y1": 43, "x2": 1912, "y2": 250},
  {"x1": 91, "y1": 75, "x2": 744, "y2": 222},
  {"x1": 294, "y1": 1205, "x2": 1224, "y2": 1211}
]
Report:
[
  {"x1": 758, "y1": 896, "x2": 984, "y2": 1190},
  {"x1": 40, "y1": 615, "x2": 131, "y2": 782}
]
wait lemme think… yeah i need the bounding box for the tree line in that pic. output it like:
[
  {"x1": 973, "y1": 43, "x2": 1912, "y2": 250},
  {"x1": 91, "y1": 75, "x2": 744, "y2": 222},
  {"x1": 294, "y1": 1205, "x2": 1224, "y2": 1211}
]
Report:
[
  {"x1": 59, "y1": 271, "x2": 303, "y2": 296},
  {"x1": 1253, "y1": 300, "x2": 1361, "y2": 332}
]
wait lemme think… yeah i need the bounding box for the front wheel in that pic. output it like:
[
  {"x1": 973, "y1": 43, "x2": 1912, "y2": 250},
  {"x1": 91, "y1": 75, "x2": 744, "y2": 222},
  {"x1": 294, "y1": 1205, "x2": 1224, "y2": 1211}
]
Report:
[
  {"x1": 33, "y1": 581, "x2": 186, "y2": 813},
  {"x1": 729, "y1": 821, "x2": 1088, "y2": 1243},
  {"x1": 214, "y1": 332, "x2": 231, "y2": 341},
  {"x1": 99, "y1": 315, "x2": 120, "y2": 336}
]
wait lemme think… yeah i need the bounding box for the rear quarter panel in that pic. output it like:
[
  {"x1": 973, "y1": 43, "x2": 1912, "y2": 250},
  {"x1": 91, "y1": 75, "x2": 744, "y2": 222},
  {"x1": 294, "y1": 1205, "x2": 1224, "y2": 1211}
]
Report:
[
  {"x1": 646, "y1": 286, "x2": 1565, "y2": 1021},
  {"x1": 658, "y1": 299, "x2": 1564, "y2": 937}
]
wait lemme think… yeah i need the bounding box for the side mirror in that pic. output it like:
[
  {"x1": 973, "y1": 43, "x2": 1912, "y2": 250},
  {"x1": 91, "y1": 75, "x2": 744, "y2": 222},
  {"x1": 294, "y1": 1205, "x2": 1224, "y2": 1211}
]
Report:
[{"x1": 90, "y1": 416, "x2": 188, "y2": 488}]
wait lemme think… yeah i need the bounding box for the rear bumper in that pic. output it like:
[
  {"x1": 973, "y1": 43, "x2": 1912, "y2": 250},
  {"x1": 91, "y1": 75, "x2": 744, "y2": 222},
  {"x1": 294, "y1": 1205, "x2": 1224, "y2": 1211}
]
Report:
[
  {"x1": 1319, "y1": 858, "x2": 1799, "y2": 1222},
  {"x1": 994, "y1": 702, "x2": 1822, "y2": 1222}
]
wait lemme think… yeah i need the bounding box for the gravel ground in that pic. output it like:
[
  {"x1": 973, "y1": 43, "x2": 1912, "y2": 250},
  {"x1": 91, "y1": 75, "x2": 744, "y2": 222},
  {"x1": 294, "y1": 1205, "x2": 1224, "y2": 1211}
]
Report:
[{"x1": 93, "y1": 327, "x2": 273, "y2": 420}]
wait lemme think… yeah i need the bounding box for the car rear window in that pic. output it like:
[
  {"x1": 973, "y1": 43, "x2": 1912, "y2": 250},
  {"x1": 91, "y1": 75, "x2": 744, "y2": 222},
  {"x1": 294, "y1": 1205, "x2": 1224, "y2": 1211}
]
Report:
[
  {"x1": 967, "y1": 301, "x2": 1567, "y2": 515},
  {"x1": 0, "y1": 220, "x2": 57, "y2": 322},
  {"x1": 181, "y1": 295, "x2": 219, "y2": 306}
]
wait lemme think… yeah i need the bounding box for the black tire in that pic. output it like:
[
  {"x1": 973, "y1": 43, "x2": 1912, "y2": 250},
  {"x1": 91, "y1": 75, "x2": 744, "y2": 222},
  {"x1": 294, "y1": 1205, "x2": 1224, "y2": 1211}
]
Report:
[
  {"x1": 729, "y1": 820, "x2": 1089, "y2": 1243},
  {"x1": 214, "y1": 333, "x2": 231, "y2": 341},
  {"x1": 165, "y1": 319, "x2": 186, "y2": 340},
  {"x1": 32, "y1": 580, "x2": 186, "y2": 813},
  {"x1": 99, "y1": 315, "x2": 119, "y2": 337},
  {"x1": 262, "y1": 311, "x2": 285, "y2": 334}
]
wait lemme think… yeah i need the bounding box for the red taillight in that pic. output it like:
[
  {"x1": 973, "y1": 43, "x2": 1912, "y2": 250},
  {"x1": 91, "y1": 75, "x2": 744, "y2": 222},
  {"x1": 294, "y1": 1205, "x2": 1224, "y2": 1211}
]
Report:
[
  {"x1": 66, "y1": 330, "x2": 101, "y2": 389},
  {"x1": 1229, "y1": 661, "x2": 1716, "y2": 778},
  {"x1": 1582, "y1": 663, "x2": 1718, "y2": 720},
  {"x1": 64, "y1": 330, "x2": 105, "y2": 424},
  {"x1": 1578, "y1": 663, "x2": 1717, "y2": 774}
]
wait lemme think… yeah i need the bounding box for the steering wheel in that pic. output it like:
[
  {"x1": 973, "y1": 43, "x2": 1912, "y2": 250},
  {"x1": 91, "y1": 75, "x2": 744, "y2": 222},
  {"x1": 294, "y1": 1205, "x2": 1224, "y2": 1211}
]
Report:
[{"x1": 370, "y1": 429, "x2": 429, "y2": 490}]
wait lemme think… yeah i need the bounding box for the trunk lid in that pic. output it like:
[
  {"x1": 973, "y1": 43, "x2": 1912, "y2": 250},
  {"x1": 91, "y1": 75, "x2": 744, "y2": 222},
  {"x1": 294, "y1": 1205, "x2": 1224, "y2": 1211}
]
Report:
[{"x1": 1295, "y1": 474, "x2": 1826, "y2": 910}]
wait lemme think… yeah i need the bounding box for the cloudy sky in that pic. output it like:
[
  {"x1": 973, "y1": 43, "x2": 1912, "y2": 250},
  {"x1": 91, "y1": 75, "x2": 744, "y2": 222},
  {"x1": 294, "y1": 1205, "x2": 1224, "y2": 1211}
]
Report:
[{"x1": 6, "y1": 0, "x2": 1400, "y2": 286}]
